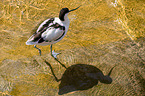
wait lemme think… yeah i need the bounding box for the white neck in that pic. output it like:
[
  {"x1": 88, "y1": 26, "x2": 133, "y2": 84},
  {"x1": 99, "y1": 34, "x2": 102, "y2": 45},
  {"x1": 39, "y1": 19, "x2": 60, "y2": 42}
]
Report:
[
  {"x1": 62, "y1": 14, "x2": 70, "y2": 33},
  {"x1": 63, "y1": 13, "x2": 70, "y2": 24}
]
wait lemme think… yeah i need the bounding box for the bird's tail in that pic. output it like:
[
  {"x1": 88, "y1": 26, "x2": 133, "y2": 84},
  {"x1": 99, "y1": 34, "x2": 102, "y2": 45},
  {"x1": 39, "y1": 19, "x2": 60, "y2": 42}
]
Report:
[
  {"x1": 26, "y1": 34, "x2": 37, "y2": 45},
  {"x1": 26, "y1": 41, "x2": 37, "y2": 45}
]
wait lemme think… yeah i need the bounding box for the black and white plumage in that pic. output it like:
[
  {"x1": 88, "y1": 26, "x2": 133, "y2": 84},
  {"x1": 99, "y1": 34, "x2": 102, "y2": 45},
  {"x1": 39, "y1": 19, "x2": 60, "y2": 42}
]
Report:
[{"x1": 26, "y1": 6, "x2": 80, "y2": 58}]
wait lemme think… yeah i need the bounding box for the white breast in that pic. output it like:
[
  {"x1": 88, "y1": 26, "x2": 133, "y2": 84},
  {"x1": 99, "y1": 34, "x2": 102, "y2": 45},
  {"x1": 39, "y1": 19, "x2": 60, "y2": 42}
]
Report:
[{"x1": 54, "y1": 17, "x2": 70, "y2": 32}]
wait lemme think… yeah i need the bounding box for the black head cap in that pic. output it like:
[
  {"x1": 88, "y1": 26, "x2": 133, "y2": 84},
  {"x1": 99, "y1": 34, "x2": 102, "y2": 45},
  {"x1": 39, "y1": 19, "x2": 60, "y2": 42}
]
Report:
[{"x1": 59, "y1": 8, "x2": 69, "y2": 21}]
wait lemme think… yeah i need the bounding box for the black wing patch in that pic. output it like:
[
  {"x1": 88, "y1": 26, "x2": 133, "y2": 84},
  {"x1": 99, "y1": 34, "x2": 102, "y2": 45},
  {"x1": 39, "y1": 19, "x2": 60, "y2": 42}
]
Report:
[
  {"x1": 32, "y1": 32, "x2": 41, "y2": 41},
  {"x1": 38, "y1": 18, "x2": 54, "y2": 32},
  {"x1": 50, "y1": 23, "x2": 65, "y2": 30},
  {"x1": 32, "y1": 20, "x2": 65, "y2": 43},
  {"x1": 38, "y1": 38, "x2": 45, "y2": 43},
  {"x1": 32, "y1": 18, "x2": 54, "y2": 42}
]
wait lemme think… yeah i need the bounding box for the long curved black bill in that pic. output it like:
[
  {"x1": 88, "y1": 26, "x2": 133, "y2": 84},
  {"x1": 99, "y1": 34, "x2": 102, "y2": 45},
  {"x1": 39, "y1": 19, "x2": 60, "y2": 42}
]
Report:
[{"x1": 69, "y1": 5, "x2": 81, "y2": 12}]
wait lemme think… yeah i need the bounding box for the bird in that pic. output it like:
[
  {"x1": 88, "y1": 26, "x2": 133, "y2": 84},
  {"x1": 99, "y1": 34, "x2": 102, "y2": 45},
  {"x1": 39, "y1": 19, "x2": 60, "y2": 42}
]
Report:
[{"x1": 26, "y1": 6, "x2": 81, "y2": 58}]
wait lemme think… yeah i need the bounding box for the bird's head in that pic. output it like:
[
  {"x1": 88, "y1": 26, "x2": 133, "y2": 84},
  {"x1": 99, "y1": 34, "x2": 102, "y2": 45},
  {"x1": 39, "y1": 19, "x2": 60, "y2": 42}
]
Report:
[{"x1": 59, "y1": 6, "x2": 81, "y2": 21}]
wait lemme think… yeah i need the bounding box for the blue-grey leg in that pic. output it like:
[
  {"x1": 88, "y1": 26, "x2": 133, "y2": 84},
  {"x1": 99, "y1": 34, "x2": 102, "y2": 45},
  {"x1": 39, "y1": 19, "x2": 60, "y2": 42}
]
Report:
[
  {"x1": 50, "y1": 44, "x2": 67, "y2": 69},
  {"x1": 50, "y1": 44, "x2": 59, "y2": 59},
  {"x1": 34, "y1": 45, "x2": 41, "y2": 56}
]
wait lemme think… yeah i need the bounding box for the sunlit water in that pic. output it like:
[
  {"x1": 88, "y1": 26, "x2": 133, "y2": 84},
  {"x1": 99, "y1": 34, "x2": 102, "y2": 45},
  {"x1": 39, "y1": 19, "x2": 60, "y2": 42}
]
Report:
[{"x1": 0, "y1": 0, "x2": 144, "y2": 95}]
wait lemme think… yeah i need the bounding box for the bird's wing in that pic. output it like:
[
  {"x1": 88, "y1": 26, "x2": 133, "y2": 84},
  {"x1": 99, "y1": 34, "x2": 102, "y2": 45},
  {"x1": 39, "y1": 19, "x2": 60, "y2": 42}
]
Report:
[
  {"x1": 41, "y1": 23, "x2": 65, "y2": 42},
  {"x1": 36, "y1": 18, "x2": 54, "y2": 33},
  {"x1": 26, "y1": 19, "x2": 65, "y2": 45},
  {"x1": 26, "y1": 18, "x2": 54, "y2": 44}
]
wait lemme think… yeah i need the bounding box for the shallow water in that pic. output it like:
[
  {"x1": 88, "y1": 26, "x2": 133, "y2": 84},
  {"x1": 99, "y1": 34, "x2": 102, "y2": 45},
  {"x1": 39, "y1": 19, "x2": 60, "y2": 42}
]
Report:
[
  {"x1": 0, "y1": 0, "x2": 145, "y2": 95},
  {"x1": 0, "y1": 0, "x2": 144, "y2": 62}
]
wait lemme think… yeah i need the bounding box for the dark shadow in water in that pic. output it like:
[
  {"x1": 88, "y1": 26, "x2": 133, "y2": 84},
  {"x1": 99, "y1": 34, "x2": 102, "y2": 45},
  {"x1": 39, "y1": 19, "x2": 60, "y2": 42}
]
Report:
[{"x1": 44, "y1": 60, "x2": 115, "y2": 95}]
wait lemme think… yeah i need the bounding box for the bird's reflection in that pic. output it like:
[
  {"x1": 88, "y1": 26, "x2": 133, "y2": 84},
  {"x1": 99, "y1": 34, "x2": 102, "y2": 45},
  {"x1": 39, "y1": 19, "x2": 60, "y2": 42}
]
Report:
[{"x1": 44, "y1": 60, "x2": 115, "y2": 95}]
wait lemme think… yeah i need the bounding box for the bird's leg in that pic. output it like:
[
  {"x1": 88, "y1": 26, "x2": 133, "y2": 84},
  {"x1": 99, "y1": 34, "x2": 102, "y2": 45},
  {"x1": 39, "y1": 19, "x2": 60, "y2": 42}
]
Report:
[
  {"x1": 50, "y1": 44, "x2": 59, "y2": 59},
  {"x1": 50, "y1": 44, "x2": 67, "y2": 69},
  {"x1": 34, "y1": 45, "x2": 41, "y2": 56}
]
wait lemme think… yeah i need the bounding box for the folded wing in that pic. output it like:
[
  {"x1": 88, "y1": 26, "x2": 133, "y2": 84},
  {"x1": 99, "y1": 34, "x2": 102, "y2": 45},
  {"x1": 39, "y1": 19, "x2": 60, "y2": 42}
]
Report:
[{"x1": 26, "y1": 18, "x2": 65, "y2": 45}]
